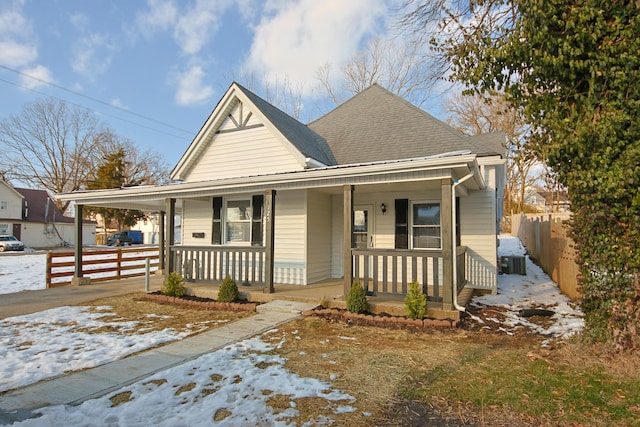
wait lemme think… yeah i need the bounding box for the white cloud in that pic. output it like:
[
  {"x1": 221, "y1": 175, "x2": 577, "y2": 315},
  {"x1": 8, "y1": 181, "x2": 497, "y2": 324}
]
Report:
[
  {"x1": 0, "y1": 39, "x2": 36, "y2": 68},
  {"x1": 111, "y1": 98, "x2": 129, "y2": 109},
  {"x1": 0, "y1": 0, "x2": 30, "y2": 37},
  {"x1": 244, "y1": 0, "x2": 387, "y2": 93},
  {"x1": 0, "y1": 0, "x2": 40, "y2": 69},
  {"x1": 19, "y1": 64, "x2": 54, "y2": 89},
  {"x1": 173, "y1": 0, "x2": 234, "y2": 55},
  {"x1": 71, "y1": 33, "x2": 117, "y2": 80},
  {"x1": 173, "y1": 64, "x2": 215, "y2": 106},
  {"x1": 135, "y1": 0, "x2": 178, "y2": 37}
]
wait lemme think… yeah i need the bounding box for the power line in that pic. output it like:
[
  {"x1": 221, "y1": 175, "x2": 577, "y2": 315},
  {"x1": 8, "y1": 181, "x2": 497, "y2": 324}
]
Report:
[
  {"x1": 0, "y1": 76, "x2": 189, "y2": 141},
  {"x1": 0, "y1": 64, "x2": 193, "y2": 135}
]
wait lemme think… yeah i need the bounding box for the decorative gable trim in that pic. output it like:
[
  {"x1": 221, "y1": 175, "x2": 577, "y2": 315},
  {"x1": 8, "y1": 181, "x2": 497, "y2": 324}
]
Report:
[{"x1": 170, "y1": 83, "x2": 309, "y2": 182}]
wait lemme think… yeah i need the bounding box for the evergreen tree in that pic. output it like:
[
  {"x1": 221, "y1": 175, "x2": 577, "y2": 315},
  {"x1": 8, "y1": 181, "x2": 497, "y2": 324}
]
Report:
[{"x1": 86, "y1": 149, "x2": 147, "y2": 233}]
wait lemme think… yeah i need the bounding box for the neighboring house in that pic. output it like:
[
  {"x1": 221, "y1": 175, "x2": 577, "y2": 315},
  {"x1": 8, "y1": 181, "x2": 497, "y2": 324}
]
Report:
[
  {"x1": 0, "y1": 181, "x2": 96, "y2": 248},
  {"x1": 539, "y1": 190, "x2": 571, "y2": 213},
  {"x1": 524, "y1": 189, "x2": 547, "y2": 212},
  {"x1": 58, "y1": 83, "x2": 506, "y2": 313}
]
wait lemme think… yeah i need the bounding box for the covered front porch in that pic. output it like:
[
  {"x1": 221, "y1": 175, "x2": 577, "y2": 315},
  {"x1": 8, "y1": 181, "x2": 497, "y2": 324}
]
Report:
[{"x1": 59, "y1": 155, "x2": 493, "y2": 319}]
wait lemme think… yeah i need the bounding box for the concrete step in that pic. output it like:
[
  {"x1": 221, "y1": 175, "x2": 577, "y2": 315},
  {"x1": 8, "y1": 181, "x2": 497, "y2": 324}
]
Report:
[{"x1": 256, "y1": 299, "x2": 319, "y2": 315}]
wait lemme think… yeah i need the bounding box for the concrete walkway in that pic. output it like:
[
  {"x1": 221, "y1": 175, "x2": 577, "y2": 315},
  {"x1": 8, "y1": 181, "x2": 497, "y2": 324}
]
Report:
[{"x1": 0, "y1": 299, "x2": 318, "y2": 425}]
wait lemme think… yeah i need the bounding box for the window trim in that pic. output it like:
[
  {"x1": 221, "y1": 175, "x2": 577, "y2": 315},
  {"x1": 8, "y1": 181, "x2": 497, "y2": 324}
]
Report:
[
  {"x1": 212, "y1": 195, "x2": 264, "y2": 247},
  {"x1": 410, "y1": 200, "x2": 442, "y2": 250}
]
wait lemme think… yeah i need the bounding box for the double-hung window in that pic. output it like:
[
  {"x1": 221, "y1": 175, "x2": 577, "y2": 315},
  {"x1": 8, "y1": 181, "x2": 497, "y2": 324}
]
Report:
[
  {"x1": 411, "y1": 202, "x2": 441, "y2": 249},
  {"x1": 212, "y1": 195, "x2": 264, "y2": 246}
]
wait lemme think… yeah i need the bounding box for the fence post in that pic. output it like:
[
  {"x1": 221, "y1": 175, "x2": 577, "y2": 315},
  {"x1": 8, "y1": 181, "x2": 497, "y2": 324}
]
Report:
[
  {"x1": 145, "y1": 257, "x2": 150, "y2": 292},
  {"x1": 117, "y1": 248, "x2": 122, "y2": 280},
  {"x1": 46, "y1": 252, "x2": 52, "y2": 288}
]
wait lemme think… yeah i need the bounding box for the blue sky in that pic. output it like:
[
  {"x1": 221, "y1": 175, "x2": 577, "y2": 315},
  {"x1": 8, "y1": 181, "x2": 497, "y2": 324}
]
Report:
[{"x1": 0, "y1": 0, "x2": 440, "y2": 167}]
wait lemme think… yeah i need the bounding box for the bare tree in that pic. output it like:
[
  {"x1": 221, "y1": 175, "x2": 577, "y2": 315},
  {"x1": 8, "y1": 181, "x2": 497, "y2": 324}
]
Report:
[
  {"x1": 446, "y1": 91, "x2": 536, "y2": 214},
  {"x1": 0, "y1": 98, "x2": 103, "y2": 211},
  {"x1": 315, "y1": 36, "x2": 435, "y2": 109}
]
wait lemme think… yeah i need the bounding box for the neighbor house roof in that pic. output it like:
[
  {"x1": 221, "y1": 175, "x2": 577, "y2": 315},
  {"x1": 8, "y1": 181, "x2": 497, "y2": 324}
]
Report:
[
  {"x1": 308, "y1": 84, "x2": 504, "y2": 164},
  {"x1": 14, "y1": 188, "x2": 73, "y2": 223}
]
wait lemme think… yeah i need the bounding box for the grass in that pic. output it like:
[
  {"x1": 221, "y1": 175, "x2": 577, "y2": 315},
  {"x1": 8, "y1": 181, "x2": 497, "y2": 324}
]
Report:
[{"x1": 401, "y1": 345, "x2": 640, "y2": 426}]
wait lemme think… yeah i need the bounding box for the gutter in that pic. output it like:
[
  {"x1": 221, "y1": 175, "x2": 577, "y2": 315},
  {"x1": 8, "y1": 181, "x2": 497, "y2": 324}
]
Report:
[{"x1": 452, "y1": 172, "x2": 474, "y2": 312}]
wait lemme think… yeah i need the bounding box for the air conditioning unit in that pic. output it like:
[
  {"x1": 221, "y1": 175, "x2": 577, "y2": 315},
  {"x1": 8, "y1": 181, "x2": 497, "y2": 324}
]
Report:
[{"x1": 500, "y1": 256, "x2": 527, "y2": 275}]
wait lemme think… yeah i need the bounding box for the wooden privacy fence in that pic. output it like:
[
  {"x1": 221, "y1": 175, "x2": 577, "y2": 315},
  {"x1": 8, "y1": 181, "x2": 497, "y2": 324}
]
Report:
[
  {"x1": 46, "y1": 246, "x2": 160, "y2": 288},
  {"x1": 510, "y1": 213, "x2": 580, "y2": 299}
]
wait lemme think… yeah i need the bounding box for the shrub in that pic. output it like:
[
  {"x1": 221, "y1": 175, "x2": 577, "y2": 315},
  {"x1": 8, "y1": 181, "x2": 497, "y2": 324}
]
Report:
[
  {"x1": 217, "y1": 275, "x2": 240, "y2": 303},
  {"x1": 162, "y1": 272, "x2": 186, "y2": 297},
  {"x1": 346, "y1": 282, "x2": 368, "y2": 314},
  {"x1": 405, "y1": 281, "x2": 427, "y2": 320}
]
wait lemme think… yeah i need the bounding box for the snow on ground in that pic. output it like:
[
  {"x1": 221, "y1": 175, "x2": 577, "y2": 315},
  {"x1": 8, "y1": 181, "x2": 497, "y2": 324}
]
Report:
[
  {"x1": 0, "y1": 306, "x2": 191, "y2": 392},
  {"x1": 0, "y1": 234, "x2": 586, "y2": 424},
  {"x1": 470, "y1": 234, "x2": 584, "y2": 342},
  {"x1": 12, "y1": 332, "x2": 359, "y2": 427},
  {"x1": 0, "y1": 253, "x2": 46, "y2": 294},
  {"x1": 0, "y1": 248, "x2": 159, "y2": 295}
]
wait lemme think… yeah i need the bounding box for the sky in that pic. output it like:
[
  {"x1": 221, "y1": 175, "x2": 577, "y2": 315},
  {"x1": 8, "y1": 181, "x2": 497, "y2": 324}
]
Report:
[
  {"x1": 0, "y1": 235, "x2": 583, "y2": 425},
  {"x1": 0, "y1": 0, "x2": 419, "y2": 169}
]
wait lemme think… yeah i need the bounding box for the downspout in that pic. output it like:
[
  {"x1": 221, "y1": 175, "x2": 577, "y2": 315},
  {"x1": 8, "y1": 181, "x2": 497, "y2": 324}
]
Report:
[{"x1": 452, "y1": 172, "x2": 474, "y2": 312}]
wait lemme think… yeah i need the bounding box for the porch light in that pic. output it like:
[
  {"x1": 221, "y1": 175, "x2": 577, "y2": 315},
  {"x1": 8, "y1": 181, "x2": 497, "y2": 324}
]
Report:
[{"x1": 380, "y1": 203, "x2": 387, "y2": 215}]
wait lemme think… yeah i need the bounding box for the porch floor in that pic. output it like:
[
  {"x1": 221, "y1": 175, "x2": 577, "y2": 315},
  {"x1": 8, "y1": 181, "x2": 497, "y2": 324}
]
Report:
[{"x1": 184, "y1": 278, "x2": 475, "y2": 321}]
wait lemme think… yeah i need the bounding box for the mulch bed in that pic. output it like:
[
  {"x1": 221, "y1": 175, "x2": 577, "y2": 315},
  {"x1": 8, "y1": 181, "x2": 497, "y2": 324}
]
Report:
[
  {"x1": 303, "y1": 307, "x2": 458, "y2": 330},
  {"x1": 140, "y1": 291, "x2": 258, "y2": 312}
]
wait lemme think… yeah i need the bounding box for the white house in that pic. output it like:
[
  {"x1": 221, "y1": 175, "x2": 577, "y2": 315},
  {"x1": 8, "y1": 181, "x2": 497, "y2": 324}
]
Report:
[
  {"x1": 58, "y1": 83, "x2": 505, "y2": 314},
  {"x1": 0, "y1": 181, "x2": 96, "y2": 248}
]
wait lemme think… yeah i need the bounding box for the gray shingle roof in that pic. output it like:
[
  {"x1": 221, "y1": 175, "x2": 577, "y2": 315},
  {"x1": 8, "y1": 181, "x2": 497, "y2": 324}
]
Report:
[
  {"x1": 234, "y1": 82, "x2": 337, "y2": 166},
  {"x1": 308, "y1": 84, "x2": 502, "y2": 164}
]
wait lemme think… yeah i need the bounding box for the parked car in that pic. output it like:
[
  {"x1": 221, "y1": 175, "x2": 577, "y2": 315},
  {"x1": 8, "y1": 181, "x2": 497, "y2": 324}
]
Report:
[
  {"x1": 0, "y1": 235, "x2": 25, "y2": 252},
  {"x1": 107, "y1": 230, "x2": 144, "y2": 246}
]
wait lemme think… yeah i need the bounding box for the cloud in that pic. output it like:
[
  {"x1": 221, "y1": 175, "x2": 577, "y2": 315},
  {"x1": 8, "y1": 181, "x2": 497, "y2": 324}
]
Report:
[
  {"x1": 173, "y1": 0, "x2": 235, "y2": 55},
  {"x1": 70, "y1": 33, "x2": 117, "y2": 80},
  {"x1": 173, "y1": 64, "x2": 215, "y2": 106},
  {"x1": 0, "y1": 0, "x2": 39, "y2": 68},
  {"x1": 135, "y1": 0, "x2": 178, "y2": 37},
  {"x1": 244, "y1": 0, "x2": 387, "y2": 93},
  {"x1": 19, "y1": 64, "x2": 54, "y2": 89},
  {"x1": 0, "y1": 39, "x2": 37, "y2": 68}
]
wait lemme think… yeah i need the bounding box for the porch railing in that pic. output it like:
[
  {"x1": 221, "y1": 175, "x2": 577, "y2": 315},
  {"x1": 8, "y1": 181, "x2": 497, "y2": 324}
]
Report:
[
  {"x1": 170, "y1": 246, "x2": 266, "y2": 285},
  {"x1": 351, "y1": 246, "x2": 467, "y2": 300}
]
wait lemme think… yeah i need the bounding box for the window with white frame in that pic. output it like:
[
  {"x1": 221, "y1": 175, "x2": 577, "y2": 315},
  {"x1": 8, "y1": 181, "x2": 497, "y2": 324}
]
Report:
[
  {"x1": 411, "y1": 202, "x2": 441, "y2": 249},
  {"x1": 0, "y1": 201, "x2": 7, "y2": 210},
  {"x1": 0, "y1": 224, "x2": 8, "y2": 235},
  {"x1": 212, "y1": 195, "x2": 264, "y2": 245}
]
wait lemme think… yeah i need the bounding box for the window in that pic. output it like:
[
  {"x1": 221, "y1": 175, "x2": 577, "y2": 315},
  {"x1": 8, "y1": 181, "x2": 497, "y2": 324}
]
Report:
[
  {"x1": 212, "y1": 195, "x2": 263, "y2": 245},
  {"x1": 0, "y1": 224, "x2": 8, "y2": 235},
  {"x1": 412, "y1": 202, "x2": 441, "y2": 249},
  {"x1": 0, "y1": 201, "x2": 7, "y2": 210},
  {"x1": 226, "y1": 199, "x2": 251, "y2": 243}
]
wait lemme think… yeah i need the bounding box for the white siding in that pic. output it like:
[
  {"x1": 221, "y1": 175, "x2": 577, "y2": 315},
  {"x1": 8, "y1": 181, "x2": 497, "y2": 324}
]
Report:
[
  {"x1": 182, "y1": 199, "x2": 212, "y2": 246},
  {"x1": 460, "y1": 188, "x2": 498, "y2": 290},
  {"x1": 183, "y1": 125, "x2": 303, "y2": 183},
  {"x1": 306, "y1": 190, "x2": 332, "y2": 283},
  {"x1": 0, "y1": 183, "x2": 23, "y2": 221},
  {"x1": 330, "y1": 194, "x2": 343, "y2": 278},
  {"x1": 274, "y1": 190, "x2": 306, "y2": 284}
]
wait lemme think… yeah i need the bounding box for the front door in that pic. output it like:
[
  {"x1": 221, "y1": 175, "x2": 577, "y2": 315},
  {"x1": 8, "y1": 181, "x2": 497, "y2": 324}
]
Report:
[
  {"x1": 353, "y1": 206, "x2": 373, "y2": 248},
  {"x1": 12, "y1": 224, "x2": 21, "y2": 240}
]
